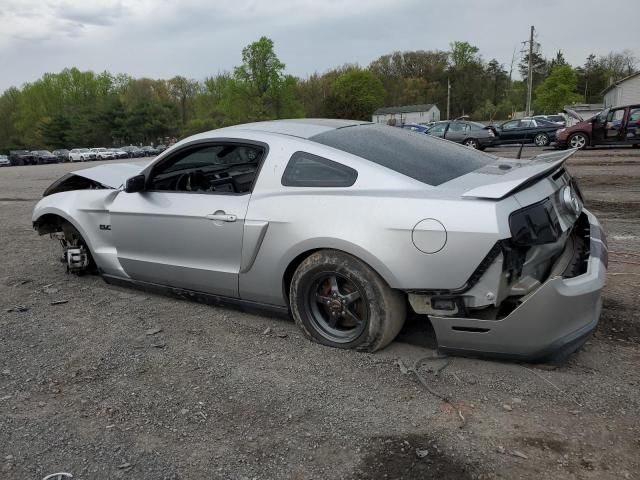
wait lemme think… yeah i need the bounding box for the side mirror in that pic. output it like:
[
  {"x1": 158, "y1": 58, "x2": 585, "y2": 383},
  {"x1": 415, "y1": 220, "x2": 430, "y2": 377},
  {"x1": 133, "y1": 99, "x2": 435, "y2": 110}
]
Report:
[{"x1": 124, "y1": 174, "x2": 146, "y2": 193}]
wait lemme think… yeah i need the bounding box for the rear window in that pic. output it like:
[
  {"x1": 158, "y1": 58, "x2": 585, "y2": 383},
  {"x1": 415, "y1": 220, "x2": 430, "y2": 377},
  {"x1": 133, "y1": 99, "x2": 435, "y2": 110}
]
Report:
[{"x1": 310, "y1": 124, "x2": 494, "y2": 186}]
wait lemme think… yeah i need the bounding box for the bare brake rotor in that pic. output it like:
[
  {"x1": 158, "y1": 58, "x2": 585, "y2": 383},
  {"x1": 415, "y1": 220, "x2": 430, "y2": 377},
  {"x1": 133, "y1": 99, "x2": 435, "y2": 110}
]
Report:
[{"x1": 52, "y1": 227, "x2": 90, "y2": 274}]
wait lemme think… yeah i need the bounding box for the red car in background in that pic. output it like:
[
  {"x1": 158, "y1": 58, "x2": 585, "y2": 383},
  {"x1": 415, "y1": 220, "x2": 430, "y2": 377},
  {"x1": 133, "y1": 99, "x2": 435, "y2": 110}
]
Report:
[{"x1": 556, "y1": 104, "x2": 640, "y2": 149}]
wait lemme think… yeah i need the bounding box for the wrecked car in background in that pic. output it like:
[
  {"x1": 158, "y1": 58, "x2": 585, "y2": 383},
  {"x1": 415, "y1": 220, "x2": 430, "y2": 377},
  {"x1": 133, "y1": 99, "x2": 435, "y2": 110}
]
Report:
[
  {"x1": 424, "y1": 120, "x2": 496, "y2": 150},
  {"x1": 557, "y1": 104, "x2": 640, "y2": 149},
  {"x1": 32, "y1": 119, "x2": 607, "y2": 360}
]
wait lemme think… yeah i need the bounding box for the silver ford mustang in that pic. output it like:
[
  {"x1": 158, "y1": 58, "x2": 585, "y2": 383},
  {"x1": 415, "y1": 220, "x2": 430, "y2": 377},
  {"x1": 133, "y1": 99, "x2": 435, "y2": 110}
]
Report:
[{"x1": 32, "y1": 119, "x2": 607, "y2": 360}]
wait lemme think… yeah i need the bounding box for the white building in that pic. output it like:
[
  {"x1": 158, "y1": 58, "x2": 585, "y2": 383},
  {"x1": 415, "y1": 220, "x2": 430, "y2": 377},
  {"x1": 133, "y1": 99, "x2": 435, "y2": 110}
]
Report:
[
  {"x1": 602, "y1": 72, "x2": 640, "y2": 108},
  {"x1": 372, "y1": 104, "x2": 440, "y2": 125}
]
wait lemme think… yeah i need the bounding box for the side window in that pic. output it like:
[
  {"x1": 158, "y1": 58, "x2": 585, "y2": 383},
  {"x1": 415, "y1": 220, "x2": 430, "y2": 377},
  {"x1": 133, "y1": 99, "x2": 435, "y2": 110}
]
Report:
[
  {"x1": 628, "y1": 108, "x2": 640, "y2": 139},
  {"x1": 502, "y1": 120, "x2": 519, "y2": 130},
  {"x1": 281, "y1": 151, "x2": 357, "y2": 187},
  {"x1": 449, "y1": 122, "x2": 464, "y2": 132},
  {"x1": 148, "y1": 143, "x2": 264, "y2": 194},
  {"x1": 428, "y1": 123, "x2": 447, "y2": 134},
  {"x1": 607, "y1": 109, "x2": 624, "y2": 123},
  {"x1": 520, "y1": 119, "x2": 535, "y2": 128}
]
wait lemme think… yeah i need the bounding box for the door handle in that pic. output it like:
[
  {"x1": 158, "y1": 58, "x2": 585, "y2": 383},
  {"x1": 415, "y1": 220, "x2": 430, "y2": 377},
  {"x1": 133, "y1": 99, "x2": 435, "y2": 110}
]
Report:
[{"x1": 206, "y1": 213, "x2": 237, "y2": 222}]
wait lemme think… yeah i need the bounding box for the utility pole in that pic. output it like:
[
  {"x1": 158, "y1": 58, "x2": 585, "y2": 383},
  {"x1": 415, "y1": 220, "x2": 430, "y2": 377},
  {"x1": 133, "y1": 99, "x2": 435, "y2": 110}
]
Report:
[
  {"x1": 525, "y1": 25, "x2": 534, "y2": 117},
  {"x1": 446, "y1": 78, "x2": 451, "y2": 120}
]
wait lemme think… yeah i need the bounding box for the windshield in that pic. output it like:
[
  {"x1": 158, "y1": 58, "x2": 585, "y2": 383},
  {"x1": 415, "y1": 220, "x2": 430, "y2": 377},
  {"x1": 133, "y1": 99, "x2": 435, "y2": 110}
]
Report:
[{"x1": 311, "y1": 124, "x2": 495, "y2": 186}]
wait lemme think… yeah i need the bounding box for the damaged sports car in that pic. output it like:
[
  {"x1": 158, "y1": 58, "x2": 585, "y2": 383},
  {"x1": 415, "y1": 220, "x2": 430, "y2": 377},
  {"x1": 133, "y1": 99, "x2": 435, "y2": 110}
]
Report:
[{"x1": 32, "y1": 119, "x2": 607, "y2": 360}]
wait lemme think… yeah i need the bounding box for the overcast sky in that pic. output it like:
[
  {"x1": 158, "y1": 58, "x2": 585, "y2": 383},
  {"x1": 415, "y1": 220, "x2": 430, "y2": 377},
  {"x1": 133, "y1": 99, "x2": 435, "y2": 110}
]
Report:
[{"x1": 1, "y1": 0, "x2": 639, "y2": 93}]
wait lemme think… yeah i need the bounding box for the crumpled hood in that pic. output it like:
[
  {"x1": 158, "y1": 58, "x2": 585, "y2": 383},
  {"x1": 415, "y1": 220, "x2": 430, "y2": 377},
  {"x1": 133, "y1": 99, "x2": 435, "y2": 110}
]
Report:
[
  {"x1": 563, "y1": 108, "x2": 584, "y2": 122},
  {"x1": 72, "y1": 160, "x2": 152, "y2": 189}
]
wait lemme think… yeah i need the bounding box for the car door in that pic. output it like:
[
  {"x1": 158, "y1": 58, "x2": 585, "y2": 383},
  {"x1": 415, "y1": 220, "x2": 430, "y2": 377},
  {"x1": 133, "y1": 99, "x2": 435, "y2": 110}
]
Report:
[
  {"x1": 427, "y1": 122, "x2": 448, "y2": 138},
  {"x1": 496, "y1": 120, "x2": 521, "y2": 143},
  {"x1": 602, "y1": 107, "x2": 626, "y2": 143},
  {"x1": 626, "y1": 107, "x2": 640, "y2": 143},
  {"x1": 518, "y1": 119, "x2": 540, "y2": 143},
  {"x1": 443, "y1": 121, "x2": 467, "y2": 143},
  {"x1": 109, "y1": 142, "x2": 265, "y2": 298}
]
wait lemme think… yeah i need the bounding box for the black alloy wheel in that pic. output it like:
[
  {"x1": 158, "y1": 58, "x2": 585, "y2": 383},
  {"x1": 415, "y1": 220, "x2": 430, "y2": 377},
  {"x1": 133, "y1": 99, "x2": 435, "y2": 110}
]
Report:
[
  {"x1": 305, "y1": 272, "x2": 368, "y2": 344},
  {"x1": 290, "y1": 250, "x2": 406, "y2": 352}
]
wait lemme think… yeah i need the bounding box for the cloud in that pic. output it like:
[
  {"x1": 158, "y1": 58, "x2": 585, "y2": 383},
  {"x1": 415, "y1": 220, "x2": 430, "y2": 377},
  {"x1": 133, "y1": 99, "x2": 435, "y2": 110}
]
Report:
[
  {"x1": 0, "y1": 0, "x2": 638, "y2": 93},
  {"x1": 53, "y1": 0, "x2": 129, "y2": 26}
]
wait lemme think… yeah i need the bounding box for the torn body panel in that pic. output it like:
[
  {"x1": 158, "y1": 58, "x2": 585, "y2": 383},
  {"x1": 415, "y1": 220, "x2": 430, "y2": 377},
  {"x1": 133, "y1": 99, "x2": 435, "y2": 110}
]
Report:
[
  {"x1": 33, "y1": 189, "x2": 127, "y2": 278},
  {"x1": 430, "y1": 210, "x2": 605, "y2": 360}
]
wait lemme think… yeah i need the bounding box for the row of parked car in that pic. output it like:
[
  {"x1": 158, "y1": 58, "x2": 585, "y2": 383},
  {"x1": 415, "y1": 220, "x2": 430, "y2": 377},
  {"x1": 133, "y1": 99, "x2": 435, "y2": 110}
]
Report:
[
  {"x1": 3, "y1": 145, "x2": 167, "y2": 166},
  {"x1": 401, "y1": 105, "x2": 640, "y2": 151},
  {"x1": 401, "y1": 115, "x2": 565, "y2": 150}
]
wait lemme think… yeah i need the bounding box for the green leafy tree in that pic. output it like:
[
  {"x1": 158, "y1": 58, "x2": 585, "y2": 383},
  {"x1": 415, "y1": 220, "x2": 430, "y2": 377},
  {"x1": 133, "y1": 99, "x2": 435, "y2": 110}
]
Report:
[
  {"x1": 548, "y1": 50, "x2": 567, "y2": 70},
  {"x1": 0, "y1": 87, "x2": 22, "y2": 152},
  {"x1": 485, "y1": 59, "x2": 509, "y2": 106},
  {"x1": 226, "y1": 36, "x2": 303, "y2": 123},
  {"x1": 369, "y1": 50, "x2": 448, "y2": 107},
  {"x1": 326, "y1": 68, "x2": 385, "y2": 120},
  {"x1": 534, "y1": 65, "x2": 581, "y2": 113},
  {"x1": 185, "y1": 73, "x2": 233, "y2": 135},
  {"x1": 519, "y1": 51, "x2": 548, "y2": 95},
  {"x1": 168, "y1": 76, "x2": 200, "y2": 130},
  {"x1": 449, "y1": 41, "x2": 480, "y2": 68}
]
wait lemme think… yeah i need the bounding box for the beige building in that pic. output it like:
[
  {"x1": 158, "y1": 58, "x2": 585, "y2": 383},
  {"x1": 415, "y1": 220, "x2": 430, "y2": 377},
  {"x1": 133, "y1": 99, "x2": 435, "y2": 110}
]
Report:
[{"x1": 372, "y1": 104, "x2": 440, "y2": 125}]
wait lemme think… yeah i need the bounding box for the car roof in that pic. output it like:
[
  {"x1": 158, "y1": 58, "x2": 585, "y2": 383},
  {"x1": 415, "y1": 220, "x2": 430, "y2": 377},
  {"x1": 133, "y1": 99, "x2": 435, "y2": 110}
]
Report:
[{"x1": 218, "y1": 118, "x2": 371, "y2": 139}]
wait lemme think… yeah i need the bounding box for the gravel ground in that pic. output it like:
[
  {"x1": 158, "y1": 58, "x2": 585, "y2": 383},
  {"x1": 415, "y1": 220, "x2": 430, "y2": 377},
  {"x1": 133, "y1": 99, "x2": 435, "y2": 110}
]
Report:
[{"x1": 1, "y1": 146, "x2": 639, "y2": 479}]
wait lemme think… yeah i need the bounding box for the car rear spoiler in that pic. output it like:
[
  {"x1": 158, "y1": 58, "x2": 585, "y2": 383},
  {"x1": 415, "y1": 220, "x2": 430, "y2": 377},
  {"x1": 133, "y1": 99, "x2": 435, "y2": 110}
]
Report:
[{"x1": 462, "y1": 149, "x2": 577, "y2": 200}]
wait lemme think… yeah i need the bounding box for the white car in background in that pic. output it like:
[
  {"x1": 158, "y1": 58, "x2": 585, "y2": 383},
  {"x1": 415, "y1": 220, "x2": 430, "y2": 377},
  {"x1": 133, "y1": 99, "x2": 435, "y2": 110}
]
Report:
[
  {"x1": 69, "y1": 148, "x2": 96, "y2": 162},
  {"x1": 90, "y1": 148, "x2": 117, "y2": 160},
  {"x1": 0, "y1": 154, "x2": 10, "y2": 167}
]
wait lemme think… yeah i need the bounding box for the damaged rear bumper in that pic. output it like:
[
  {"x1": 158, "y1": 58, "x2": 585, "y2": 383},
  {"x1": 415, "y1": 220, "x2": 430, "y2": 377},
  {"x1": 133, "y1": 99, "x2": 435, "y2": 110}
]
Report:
[{"x1": 430, "y1": 209, "x2": 607, "y2": 361}]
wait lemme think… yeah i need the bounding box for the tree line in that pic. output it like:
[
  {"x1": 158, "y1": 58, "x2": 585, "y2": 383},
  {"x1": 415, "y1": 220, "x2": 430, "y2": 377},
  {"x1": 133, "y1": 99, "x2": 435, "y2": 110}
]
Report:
[{"x1": 0, "y1": 37, "x2": 636, "y2": 152}]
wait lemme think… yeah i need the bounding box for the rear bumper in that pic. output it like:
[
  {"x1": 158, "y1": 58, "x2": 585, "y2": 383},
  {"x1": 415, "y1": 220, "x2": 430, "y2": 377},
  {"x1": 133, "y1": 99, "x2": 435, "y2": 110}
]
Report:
[
  {"x1": 430, "y1": 209, "x2": 607, "y2": 361},
  {"x1": 478, "y1": 137, "x2": 496, "y2": 147}
]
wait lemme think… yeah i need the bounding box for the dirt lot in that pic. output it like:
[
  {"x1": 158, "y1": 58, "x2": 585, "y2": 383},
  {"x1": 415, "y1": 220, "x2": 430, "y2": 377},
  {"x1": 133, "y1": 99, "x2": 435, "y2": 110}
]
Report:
[{"x1": 1, "y1": 146, "x2": 639, "y2": 479}]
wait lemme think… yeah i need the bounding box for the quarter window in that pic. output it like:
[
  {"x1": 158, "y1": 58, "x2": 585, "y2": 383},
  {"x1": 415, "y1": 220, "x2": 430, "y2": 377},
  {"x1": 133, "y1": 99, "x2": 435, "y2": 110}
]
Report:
[{"x1": 281, "y1": 151, "x2": 357, "y2": 187}]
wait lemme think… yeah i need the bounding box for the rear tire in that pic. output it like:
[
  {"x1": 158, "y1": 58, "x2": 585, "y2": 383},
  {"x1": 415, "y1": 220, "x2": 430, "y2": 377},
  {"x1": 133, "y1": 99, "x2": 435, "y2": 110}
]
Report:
[
  {"x1": 534, "y1": 133, "x2": 550, "y2": 147},
  {"x1": 463, "y1": 138, "x2": 480, "y2": 149},
  {"x1": 290, "y1": 250, "x2": 406, "y2": 352}
]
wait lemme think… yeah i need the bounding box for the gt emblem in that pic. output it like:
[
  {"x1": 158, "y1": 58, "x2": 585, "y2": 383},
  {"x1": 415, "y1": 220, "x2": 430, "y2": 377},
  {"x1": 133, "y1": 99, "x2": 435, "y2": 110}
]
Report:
[{"x1": 99, "y1": 224, "x2": 111, "y2": 231}]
